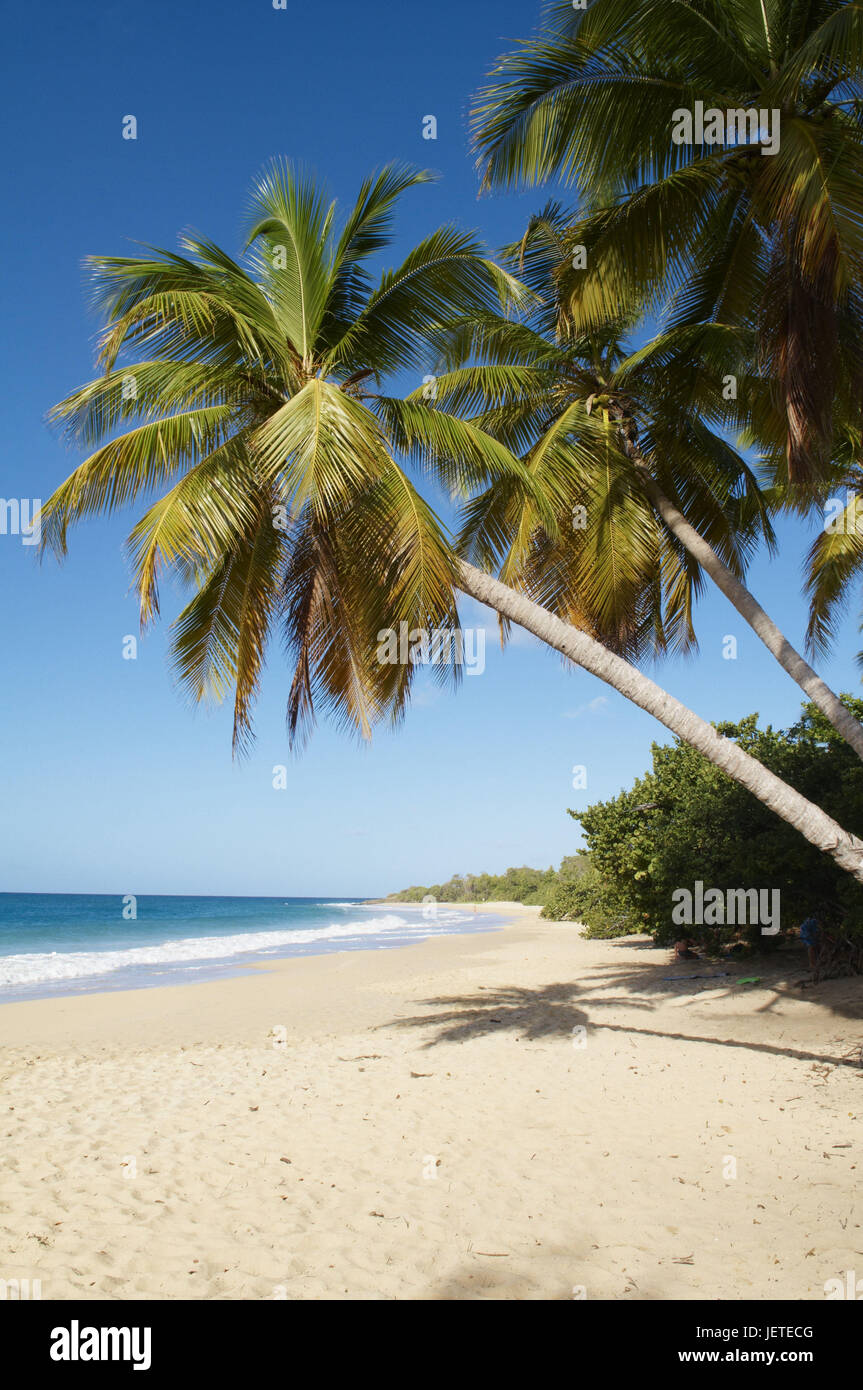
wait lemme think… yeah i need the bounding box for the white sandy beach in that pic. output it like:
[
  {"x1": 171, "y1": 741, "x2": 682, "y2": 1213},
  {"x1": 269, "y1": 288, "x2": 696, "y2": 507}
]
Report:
[{"x1": 2, "y1": 905, "x2": 861, "y2": 1300}]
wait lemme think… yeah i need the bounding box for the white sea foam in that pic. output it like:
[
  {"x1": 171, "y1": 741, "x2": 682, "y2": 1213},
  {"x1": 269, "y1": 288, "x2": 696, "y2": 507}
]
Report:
[{"x1": 0, "y1": 909, "x2": 480, "y2": 989}]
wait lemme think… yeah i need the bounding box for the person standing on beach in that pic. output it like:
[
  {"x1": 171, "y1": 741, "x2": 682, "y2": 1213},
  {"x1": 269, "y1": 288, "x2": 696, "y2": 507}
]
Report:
[{"x1": 799, "y1": 914, "x2": 820, "y2": 969}]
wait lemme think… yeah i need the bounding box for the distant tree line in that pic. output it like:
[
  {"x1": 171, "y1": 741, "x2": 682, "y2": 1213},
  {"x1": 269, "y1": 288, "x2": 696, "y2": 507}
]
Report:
[{"x1": 386, "y1": 860, "x2": 589, "y2": 908}]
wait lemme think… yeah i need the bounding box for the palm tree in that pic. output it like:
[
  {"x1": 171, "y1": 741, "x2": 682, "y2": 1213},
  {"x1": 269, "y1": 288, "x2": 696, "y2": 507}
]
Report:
[
  {"x1": 41, "y1": 162, "x2": 863, "y2": 881},
  {"x1": 470, "y1": 0, "x2": 863, "y2": 758},
  {"x1": 417, "y1": 204, "x2": 773, "y2": 665},
  {"x1": 472, "y1": 0, "x2": 863, "y2": 479},
  {"x1": 804, "y1": 428, "x2": 863, "y2": 655},
  {"x1": 387, "y1": 304, "x2": 714, "y2": 667},
  {"x1": 42, "y1": 162, "x2": 527, "y2": 752}
]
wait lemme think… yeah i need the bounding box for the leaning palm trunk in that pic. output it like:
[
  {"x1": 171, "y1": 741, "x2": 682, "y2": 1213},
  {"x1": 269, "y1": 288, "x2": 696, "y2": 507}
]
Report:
[
  {"x1": 611, "y1": 416, "x2": 863, "y2": 763},
  {"x1": 641, "y1": 471, "x2": 863, "y2": 762},
  {"x1": 456, "y1": 560, "x2": 863, "y2": 884}
]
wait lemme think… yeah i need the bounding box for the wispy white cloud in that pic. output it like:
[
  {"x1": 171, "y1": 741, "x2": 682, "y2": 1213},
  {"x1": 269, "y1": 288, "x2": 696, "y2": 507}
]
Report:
[
  {"x1": 411, "y1": 681, "x2": 442, "y2": 708},
  {"x1": 563, "y1": 696, "x2": 609, "y2": 719}
]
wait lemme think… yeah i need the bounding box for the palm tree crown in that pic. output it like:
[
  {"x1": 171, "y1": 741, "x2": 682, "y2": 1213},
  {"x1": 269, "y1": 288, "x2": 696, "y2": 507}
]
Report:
[
  {"x1": 418, "y1": 203, "x2": 773, "y2": 661},
  {"x1": 472, "y1": 0, "x2": 863, "y2": 483},
  {"x1": 43, "y1": 161, "x2": 523, "y2": 752}
]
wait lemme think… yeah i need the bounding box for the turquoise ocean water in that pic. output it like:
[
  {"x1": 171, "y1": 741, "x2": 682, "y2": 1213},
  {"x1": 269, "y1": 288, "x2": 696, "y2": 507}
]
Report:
[{"x1": 0, "y1": 893, "x2": 500, "y2": 1003}]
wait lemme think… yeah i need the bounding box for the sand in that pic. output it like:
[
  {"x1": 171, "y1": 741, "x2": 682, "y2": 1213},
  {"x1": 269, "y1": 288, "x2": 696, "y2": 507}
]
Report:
[{"x1": 2, "y1": 905, "x2": 862, "y2": 1301}]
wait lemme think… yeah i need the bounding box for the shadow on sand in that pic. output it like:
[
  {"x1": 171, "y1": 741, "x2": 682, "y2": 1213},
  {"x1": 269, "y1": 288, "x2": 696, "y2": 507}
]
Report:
[{"x1": 382, "y1": 940, "x2": 863, "y2": 1067}]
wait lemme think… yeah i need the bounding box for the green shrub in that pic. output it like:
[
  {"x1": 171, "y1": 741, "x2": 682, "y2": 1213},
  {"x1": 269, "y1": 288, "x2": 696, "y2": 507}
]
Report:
[
  {"x1": 542, "y1": 861, "x2": 637, "y2": 936},
  {"x1": 569, "y1": 699, "x2": 863, "y2": 950}
]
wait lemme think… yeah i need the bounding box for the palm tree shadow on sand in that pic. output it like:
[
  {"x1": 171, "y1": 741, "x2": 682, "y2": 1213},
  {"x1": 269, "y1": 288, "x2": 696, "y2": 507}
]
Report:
[
  {"x1": 384, "y1": 979, "x2": 637, "y2": 1047},
  {"x1": 381, "y1": 944, "x2": 863, "y2": 1067},
  {"x1": 422, "y1": 1262, "x2": 651, "y2": 1301}
]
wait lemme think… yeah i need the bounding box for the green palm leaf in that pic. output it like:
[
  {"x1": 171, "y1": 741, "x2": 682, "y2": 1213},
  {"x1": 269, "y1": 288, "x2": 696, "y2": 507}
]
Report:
[{"x1": 44, "y1": 160, "x2": 530, "y2": 752}]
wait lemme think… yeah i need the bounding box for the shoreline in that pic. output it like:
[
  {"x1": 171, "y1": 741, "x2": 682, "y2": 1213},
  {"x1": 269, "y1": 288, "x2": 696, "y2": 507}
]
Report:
[
  {"x1": 3, "y1": 907, "x2": 862, "y2": 1300},
  {"x1": 0, "y1": 903, "x2": 536, "y2": 1050},
  {"x1": 0, "y1": 900, "x2": 517, "y2": 1009}
]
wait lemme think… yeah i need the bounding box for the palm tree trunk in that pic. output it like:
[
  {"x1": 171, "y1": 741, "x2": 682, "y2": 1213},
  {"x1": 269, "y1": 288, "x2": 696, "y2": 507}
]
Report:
[
  {"x1": 456, "y1": 558, "x2": 863, "y2": 883},
  {"x1": 617, "y1": 428, "x2": 863, "y2": 762}
]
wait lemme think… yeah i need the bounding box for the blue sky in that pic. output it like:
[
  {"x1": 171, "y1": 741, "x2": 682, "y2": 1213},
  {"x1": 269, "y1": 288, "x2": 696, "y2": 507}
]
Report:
[{"x1": 1, "y1": 0, "x2": 860, "y2": 897}]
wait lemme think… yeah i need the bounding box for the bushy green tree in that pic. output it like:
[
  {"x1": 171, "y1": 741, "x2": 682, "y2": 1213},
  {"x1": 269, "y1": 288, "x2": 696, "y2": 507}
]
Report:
[
  {"x1": 565, "y1": 698, "x2": 863, "y2": 950},
  {"x1": 540, "y1": 855, "x2": 625, "y2": 933}
]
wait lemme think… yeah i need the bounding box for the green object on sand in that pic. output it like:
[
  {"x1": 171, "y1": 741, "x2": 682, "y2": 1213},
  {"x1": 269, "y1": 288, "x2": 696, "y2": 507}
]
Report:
[{"x1": 736, "y1": 977, "x2": 762, "y2": 986}]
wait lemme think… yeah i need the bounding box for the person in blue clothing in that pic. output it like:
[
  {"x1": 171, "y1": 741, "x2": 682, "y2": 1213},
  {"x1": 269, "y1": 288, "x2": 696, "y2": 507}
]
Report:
[{"x1": 799, "y1": 913, "x2": 820, "y2": 968}]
